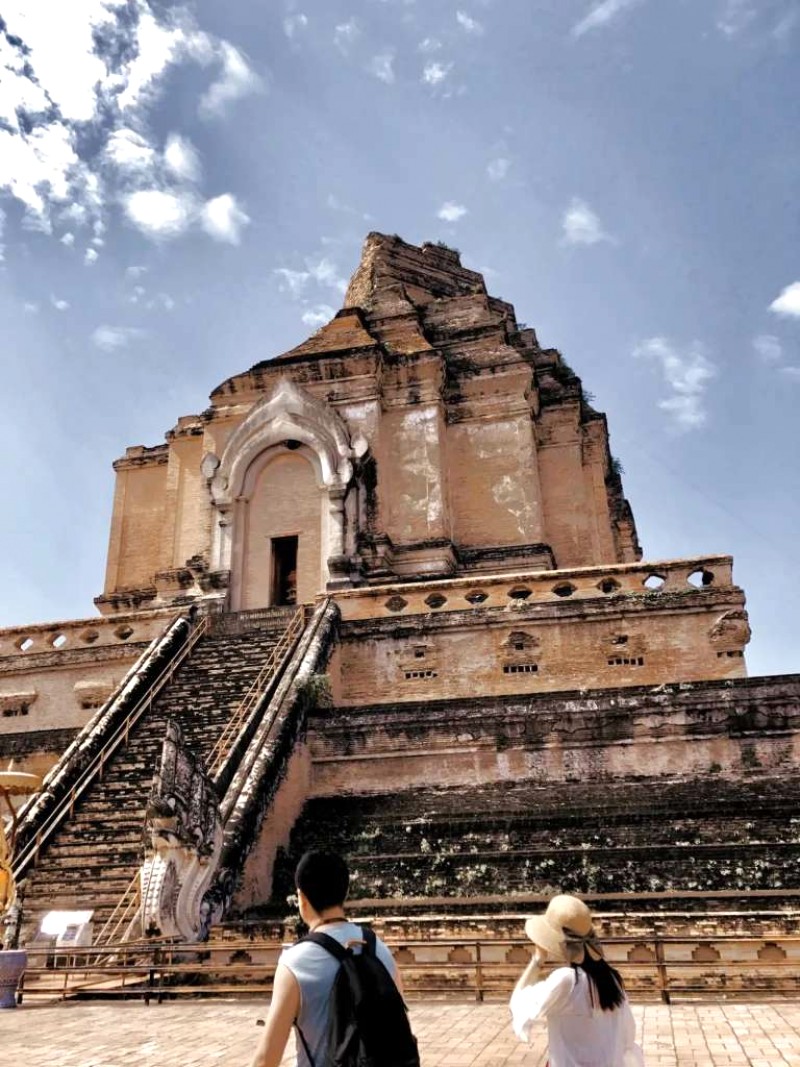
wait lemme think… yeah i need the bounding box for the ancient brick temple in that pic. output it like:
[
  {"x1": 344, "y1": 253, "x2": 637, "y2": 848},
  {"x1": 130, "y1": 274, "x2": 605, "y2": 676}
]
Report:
[{"x1": 1, "y1": 234, "x2": 797, "y2": 954}]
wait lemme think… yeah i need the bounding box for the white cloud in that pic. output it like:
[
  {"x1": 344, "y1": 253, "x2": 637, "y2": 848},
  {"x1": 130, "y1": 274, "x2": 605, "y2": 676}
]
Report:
[
  {"x1": 423, "y1": 62, "x2": 452, "y2": 86},
  {"x1": 456, "y1": 11, "x2": 484, "y2": 34},
  {"x1": 367, "y1": 52, "x2": 395, "y2": 84},
  {"x1": 418, "y1": 37, "x2": 442, "y2": 53},
  {"x1": 753, "y1": 334, "x2": 783, "y2": 364},
  {"x1": 60, "y1": 232, "x2": 75, "y2": 247},
  {"x1": 23, "y1": 302, "x2": 39, "y2": 314},
  {"x1": 200, "y1": 194, "x2": 250, "y2": 244},
  {"x1": 308, "y1": 256, "x2": 348, "y2": 293},
  {"x1": 51, "y1": 296, "x2": 70, "y2": 311},
  {"x1": 84, "y1": 248, "x2": 99, "y2": 265},
  {"x1": 164, "y1": 133, "x2": 202, "y2": 183},
  {"x1": 0, "y1": 2, "x2": 258, "y2": 255},
  {"x1": 274, "y1": 267, "x2": 311, "y2": 296},
  {"x1": 561, "y1": 198, "x2": 611, "y2": 245},
  {"x1": 334, "y1": 19, "x2": 360, "y2": 52},
  {"x1": 92, "y1": 325, "x2": 147, "y2": 351},
  {"x1": 275, "y1": 255, "x2": 347, "y2": 298},
  {"x1": 105, "y1": 128, "x2": 158, "y2": 182},
  {"x1": 717, "y1": 0, "x2": 758, "y2": 36},
  {"x1": 487, "y1": 157, "x2": 510, "y2": 182},
  {"x1": 780, "y1": 366, "x2": 800, "y2": 381},
  {"x1": 437, "y1": 201, "x2": 468, "y2": 223},
  {"x1": 124, "y1": 189, "x2": 197, "y2": 239},
  {"x1": 301, "y1": 305, "x2": 336, "y2": 329},
  {"x1": 769, "y1": 281, "x2": 800, "y2": 318},
  {"x1": 572, "y1": 0, "x2": 642, "y2": 37},
  {"x1": 283, "y1": 14, "x2": 309, "y2": 39},
  {"x1": 633, "y1": 337, "x2": 717, "y2": 431},
  {"x1": 198, "y1": 41, "x2": 262, "y2": 118}
]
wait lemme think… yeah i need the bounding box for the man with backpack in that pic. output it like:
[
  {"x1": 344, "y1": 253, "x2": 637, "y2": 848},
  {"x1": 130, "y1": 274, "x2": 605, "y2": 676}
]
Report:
[{"x1": 249, "y1": 850, "x2": 419, "y2": 1067}]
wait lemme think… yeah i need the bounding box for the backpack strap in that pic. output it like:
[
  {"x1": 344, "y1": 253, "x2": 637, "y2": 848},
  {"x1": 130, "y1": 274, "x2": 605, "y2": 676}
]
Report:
[
  {"x1": 295, "y1": 1024, "x2": 315, "y2": 1067},
  {"x1": 292, "y1": 931, "x2": 349, "y2": 1067},
  {"x1": 360, "y1": 924, "x2": 377, "y2": 957},
  {"x1": 298, "y1": 930, "x2": 350, "y2": 962}
]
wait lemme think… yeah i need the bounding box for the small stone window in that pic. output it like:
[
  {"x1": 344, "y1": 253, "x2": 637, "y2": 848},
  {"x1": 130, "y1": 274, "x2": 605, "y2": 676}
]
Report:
[
  {"x1": 643, "y1": 574, "x2": 665, "y2": 591},
  {"x1": 404, "y1": 669, "x2": 437, "y2": 680},
  {"x1": 114, "y1": 625, "x2": 134, "y2": 641},
  {"x1": 552, "y1": 583, "x2": 576, "y2": 598},
  {"x1": 413, "y1": 647, "x2": 426, "y2": 659},
  {"x1": 464, "y1": 590, "x2": 488, "y2": 605},
  {"x1": 608, "y1": 656, "x2": 645, "y2": 667},
  {"x1": 503, "y1": 663, "x2": 538, "y2": 674},
  {"x1": 51, "y1": 633, "x2": 68, "y2": 649},
  {"x1": 506, "y1": 631, "x2": 539, "y2": 653},
  {"x1": 508, "y1": 586, "x2": 532, "y2": 601},
  {"x1": 688, "y1": 568, "x2": 715, "y2": 588},
  {"x1": 384, "y1": 596, "x2": 408, "y2": 613},
  {"x1": 611, "y1": 634, "x2": 628, "y2": 646},
  {"x1": 424, "y1": 593, "x2": 447, "y2": 609},
  {"x1": 15, "y1": 636, "x2": 34, "y2": 652},
  {"x1": 80, "y1": 629, "x2": 100, "y2": 644},
  {"x1": 717, "y1": 649, "x2": 744, "y2": 658},
  {"x1": 598, "y1": 578, "x2": 620, "y2": 594},
  {"x1": 2, "y1": 704, "x2": 29, "y2": 718}
]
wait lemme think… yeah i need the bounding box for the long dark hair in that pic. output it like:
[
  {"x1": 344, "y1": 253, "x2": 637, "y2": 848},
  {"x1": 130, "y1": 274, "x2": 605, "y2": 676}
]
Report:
[{"x1": 573, "y1": 953, "x2": 626, "y2": 1011}]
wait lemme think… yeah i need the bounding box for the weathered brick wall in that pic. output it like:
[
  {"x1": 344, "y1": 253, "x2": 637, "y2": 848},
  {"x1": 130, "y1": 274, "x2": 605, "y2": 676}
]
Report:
[
  {"x1": 0, "y1": 608, "x2": 173, "y2": 775},
  {"x1": 104, "y1": 449, "x2": 169, "y2": 592},
  {"x1": 329, "y1": 562, "x2": 748, "y2": 706},
  {"x1": 448, "y1": 412, "x2": 545, "y2": 548},
  {"x1": 309, "y1": 674, "x2": 800, "y2": 797}
]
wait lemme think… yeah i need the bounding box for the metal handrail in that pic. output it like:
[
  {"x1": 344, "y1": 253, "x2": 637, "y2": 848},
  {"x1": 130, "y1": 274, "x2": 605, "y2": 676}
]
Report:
[
  {"x1": 94, "y1": 872, "x2": 142, "y2": 948},
  {"x1": 15, "y1": 931, "x2": 800, "y2": 1005},
  {"x1": 13, "y1": 614, "x2": 210, "y2": 878},
  {"x1": 206, "y1": 607, "x2": 305, "y2": 779}
]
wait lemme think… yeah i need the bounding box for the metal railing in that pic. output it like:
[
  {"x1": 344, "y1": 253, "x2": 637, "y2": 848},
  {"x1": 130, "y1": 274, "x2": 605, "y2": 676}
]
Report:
[
  {"x1": 14, "y1": 932, "x2": 800, "y2": 1006},
  {"x1": 94, "y1": 873, "x2": 142, "y2": 949},
  {"x1": 206, "y1": 607, "x2": 306, "y2": 780},
  {"x1": 12, "y1": 614, "x2": 210, "y2": 878}
]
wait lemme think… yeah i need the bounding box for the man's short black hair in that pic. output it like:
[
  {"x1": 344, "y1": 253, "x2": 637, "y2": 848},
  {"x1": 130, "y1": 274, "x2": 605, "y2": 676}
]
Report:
[{"x1": 295, "y1": 850, "x2": 350, "y2": 912}]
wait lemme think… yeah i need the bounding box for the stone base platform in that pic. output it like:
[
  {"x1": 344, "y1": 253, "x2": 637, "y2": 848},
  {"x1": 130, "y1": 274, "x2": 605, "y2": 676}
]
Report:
[{"x1": 4, "y1": 1000, "x2": 800, "y2": 1067}]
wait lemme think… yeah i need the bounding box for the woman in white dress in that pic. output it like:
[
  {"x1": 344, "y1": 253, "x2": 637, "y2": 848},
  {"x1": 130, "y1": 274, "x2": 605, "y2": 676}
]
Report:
[{"x1": 509, "y1": 894, "x2": 644, "y2": 1067}]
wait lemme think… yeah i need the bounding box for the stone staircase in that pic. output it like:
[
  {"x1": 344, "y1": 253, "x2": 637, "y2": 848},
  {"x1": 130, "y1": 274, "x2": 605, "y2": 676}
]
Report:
[
  {"x1": 268, "y1": 776, "x2": 800, "y2": 912},
  {"x1": 19, "y1": 610, "x2": 298, "y2": 939}
]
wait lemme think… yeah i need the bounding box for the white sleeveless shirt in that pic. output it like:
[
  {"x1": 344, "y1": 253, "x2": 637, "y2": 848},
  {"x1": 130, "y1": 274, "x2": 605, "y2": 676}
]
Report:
[{"x1": 279, "y1": 922, "x2": 398, "y2": 1067}]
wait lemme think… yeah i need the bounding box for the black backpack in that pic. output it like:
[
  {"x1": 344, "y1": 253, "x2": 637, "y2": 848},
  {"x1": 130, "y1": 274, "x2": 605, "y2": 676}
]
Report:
[{"x1": 295, "y1": 925, "x2": 420, "y2": 1067}]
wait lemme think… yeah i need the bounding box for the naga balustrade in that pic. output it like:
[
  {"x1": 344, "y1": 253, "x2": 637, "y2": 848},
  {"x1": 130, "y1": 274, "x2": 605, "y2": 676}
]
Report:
[{"x1": 11, "y1": 613, "x2": 210, "y2": 882}]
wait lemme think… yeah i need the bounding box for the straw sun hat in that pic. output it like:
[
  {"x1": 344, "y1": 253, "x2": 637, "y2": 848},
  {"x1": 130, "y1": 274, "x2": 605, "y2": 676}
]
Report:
[{"x1": 524, "y1": 895, "x2": 604, "y2": 965}]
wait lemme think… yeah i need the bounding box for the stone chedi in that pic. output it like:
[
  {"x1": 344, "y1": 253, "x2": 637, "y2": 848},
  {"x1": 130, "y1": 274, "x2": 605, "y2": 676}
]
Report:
[{"x1": 1, "y1": 233, "x2": 795, "y2": 950}]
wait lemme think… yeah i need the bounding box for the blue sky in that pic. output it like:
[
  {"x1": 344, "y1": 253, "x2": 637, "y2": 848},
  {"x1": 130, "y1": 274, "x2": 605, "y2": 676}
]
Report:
[{"x1": 0, "y1": 0, "x2": 797, "y2": 676}]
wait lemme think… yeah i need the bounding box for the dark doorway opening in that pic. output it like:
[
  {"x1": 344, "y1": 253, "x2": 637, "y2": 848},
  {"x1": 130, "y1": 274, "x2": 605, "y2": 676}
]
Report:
[{"x1": 271, "y1": 536, "x2": 298, "y2": 606}]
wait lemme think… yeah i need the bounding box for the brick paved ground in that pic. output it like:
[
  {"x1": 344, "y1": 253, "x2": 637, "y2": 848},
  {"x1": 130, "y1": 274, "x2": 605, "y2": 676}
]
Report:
[{"x1": 3, "y1": 1000, "x2": 800, "y2": 1066}]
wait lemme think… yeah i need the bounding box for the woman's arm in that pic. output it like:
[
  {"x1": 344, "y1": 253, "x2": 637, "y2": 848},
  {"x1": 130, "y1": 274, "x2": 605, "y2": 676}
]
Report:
[{"x1": 512, "y1": 948, "x2": 545, "y2": 999}]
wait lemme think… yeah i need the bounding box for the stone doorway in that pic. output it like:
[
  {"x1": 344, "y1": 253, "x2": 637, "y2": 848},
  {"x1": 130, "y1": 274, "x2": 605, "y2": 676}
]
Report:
[{"x1": 271, "y1": 535, "x2": 298, "y2": 606}]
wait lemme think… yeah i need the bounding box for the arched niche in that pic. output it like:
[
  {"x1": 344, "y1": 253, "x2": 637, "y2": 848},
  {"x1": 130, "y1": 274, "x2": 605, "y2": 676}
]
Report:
[{"x1": 203, "y1": 379, "x2": 358, "y2": 609}]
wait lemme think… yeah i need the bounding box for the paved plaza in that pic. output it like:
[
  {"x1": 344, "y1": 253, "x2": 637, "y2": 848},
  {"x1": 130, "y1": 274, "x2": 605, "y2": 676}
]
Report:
[{"x1": 3, "y1": 999, "x2": 800, "y2": 1066}]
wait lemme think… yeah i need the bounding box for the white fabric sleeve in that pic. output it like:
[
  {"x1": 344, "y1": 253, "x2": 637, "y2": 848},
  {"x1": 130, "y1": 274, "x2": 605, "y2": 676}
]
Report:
[
  {"x1": 509, "y1": 968, "x2": 576, "y2": 1043},
  {"x1": 621, "y1": 999, "x2": 645, "y2": 1067}
]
